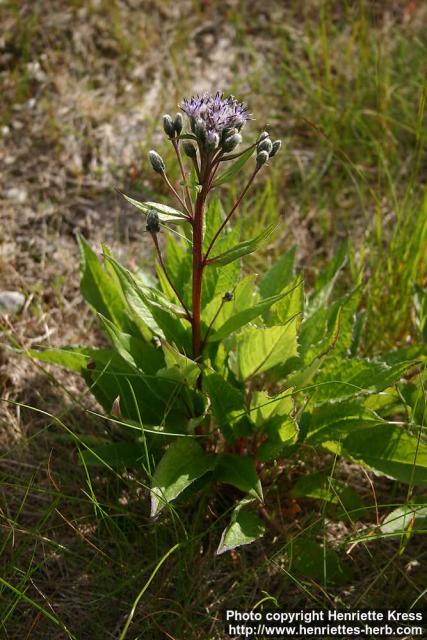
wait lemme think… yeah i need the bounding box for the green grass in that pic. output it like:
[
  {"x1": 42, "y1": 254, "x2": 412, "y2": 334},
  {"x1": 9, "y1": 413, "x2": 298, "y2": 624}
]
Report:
[{"x1": 1, "y1": 1, "x2": 427, "y2": 638}]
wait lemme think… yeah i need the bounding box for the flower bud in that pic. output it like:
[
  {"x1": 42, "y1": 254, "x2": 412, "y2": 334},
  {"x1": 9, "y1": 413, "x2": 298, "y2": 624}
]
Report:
[
  {"x1": 194, "y1": 118, "x2": 207, "y2": 144},
  {"x1": 258, "y1": 131, "x2": 269, "y2": 143},
  {"x1": 146, "y1": 209, "x2": 160, "y2": 233},
  {"x1": 256, "y1": 150, "x2": 269, "y2": 168},
  {"x1": 221, "y1": 127, "x2": 237, "y2": 142},
  {"x1": 223, "y1": 133, "x2": 242, "y2": 153},
  {"x1": 149, "y1": 150, "x2": 165, "y2": 174},
  {"x1": 163, "y1": 114, "x2": 175, "y2": 138},
  {"x1": 257, "y1": 137, "x2": 273, "y2": 154},
  {"x1": 269, "y1": 140, "x2": 282, "y2": 157},
  {"x1": 183, "y1": 142, "x2": 197, "y2": 158},
  {"x1": 174, "y1": 113, "x2": 183, "y2": 135},
  {"x1": 206, "y1": 131, "x2": 219, "y2": 150}
]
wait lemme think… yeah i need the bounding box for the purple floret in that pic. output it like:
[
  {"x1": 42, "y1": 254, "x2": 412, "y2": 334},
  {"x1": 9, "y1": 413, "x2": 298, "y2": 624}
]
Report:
[{"x1": 180, "y1": 92, "x2": 250, "y2": 136}]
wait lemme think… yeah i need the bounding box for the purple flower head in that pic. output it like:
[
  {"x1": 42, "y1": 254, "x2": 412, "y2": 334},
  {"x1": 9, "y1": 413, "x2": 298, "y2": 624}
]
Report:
[{"x1": 180, "y1": 92, "x2": 250, "y2": 138}]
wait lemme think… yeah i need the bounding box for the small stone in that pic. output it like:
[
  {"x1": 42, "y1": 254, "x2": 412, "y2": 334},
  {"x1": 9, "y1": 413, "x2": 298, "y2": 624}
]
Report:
[{"x1": 0, "y1": 291, "x2": 26, "y2": 316}]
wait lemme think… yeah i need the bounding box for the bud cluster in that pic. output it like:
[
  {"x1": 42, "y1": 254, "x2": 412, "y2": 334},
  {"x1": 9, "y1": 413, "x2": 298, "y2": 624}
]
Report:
[
  {"x1": 162, "y1": 113, "x2": 183, "y2": 139},
  {"x1": 255, "y1": 132, "x2": 282, "y2": 168}
]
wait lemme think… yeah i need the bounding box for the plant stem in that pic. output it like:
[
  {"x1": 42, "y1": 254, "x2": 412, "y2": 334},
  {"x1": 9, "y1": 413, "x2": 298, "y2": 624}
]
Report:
[
  {"x1": 172, "y1": 139, "x2": 194, "y2": 217},
  {"x1": 192, "y1": 188, "x2": 205, "y2": 361},
  {"x1": 151, "y1": 233, "x2": 192, "y2": 323},
  {"x1": 161, "y1": 172, "x2": 191, "y2": 217},
  {"x1": 204, "y1": 167, "x2": 260, "y2": 262}
]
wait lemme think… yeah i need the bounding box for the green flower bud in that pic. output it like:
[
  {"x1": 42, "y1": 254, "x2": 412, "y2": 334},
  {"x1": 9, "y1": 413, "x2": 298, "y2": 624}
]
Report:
[
  {"x1": 256, "y1": 150, "x2": 269, "y2": 168},
  {"x1": 223, "y1": 133, "x2": 242, "y2": 153},
  {"x1": 146, "y1": 209, "x2": 160, "y2": 233},
  {"x1": 149, "y1": 150, "x2": 165, "y2": 174},
  {"x1": 174, "y1": 113, "x2": 183, "y2": 135},
  {"x1": 183, "y1": 142, "x2": 197, "y2": 158},
  {"x1": 269, "y1": 140, "x2": 282, "y2": 157},
  {"x1": 221, "y1": 127, "x2": 237, "y2": 142},
  {"x1": 258, "y1": 131, "x2": 269, "y2": 143},
  {"x1": 194, "y1": 118, "x2": 207, "y2": 144},
  {"x1": 257, "y1": 137, "x2": 273, "y2": 154},
  {"x1": 163, "y1": 114, "x2": 175, "y2": 138},
  {"x1": 206, "y1": 131, "x2": 220, "y2": 150}
]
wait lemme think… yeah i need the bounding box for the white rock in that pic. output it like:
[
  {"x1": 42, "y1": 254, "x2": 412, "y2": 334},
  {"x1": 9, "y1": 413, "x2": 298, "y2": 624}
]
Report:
[{"x1": 0, "y1": 291, "x2": 26, "y2": 316}]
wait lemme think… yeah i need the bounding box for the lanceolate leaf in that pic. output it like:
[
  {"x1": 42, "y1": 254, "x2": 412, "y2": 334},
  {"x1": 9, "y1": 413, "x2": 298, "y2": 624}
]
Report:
[
  {"x1": 259, "y1": 246, "x2": 296, "y2": 299},
  {"x1": 151, "y1": 438, "x2": 216, "y2": 517},
  {"x1": 213, "y1": 146, "x2": 255, "y2": 186},
  {"x1": 207, "y1": 224, "x2": 277, "y2": 267},
  {"x1": 78, "y1": 235, "x2": 132, "y2": 331},
  {"x1": 208, "y1": 291, "x2": 296, "y2": 343},
  {"x1": 381, "y1": 504, "x2": 427, "y2": 534},
  {"x1": 121, "y1": 193, "x2": 189, "y2": 224}
]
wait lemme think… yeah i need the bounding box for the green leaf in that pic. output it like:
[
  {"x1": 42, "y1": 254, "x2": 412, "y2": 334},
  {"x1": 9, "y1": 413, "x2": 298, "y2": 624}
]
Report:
[
  {"x1": 80, "y1": 442, "x2": 146, "y2": 467},
  {"x1": 203, "y1": 373, "x2": 247, "y2": 441},
  {"x1": 208, "y1": 291, "x2": 295, "y2": 344},
  {"x1": 216, "y1": 506, "x2": 265, "y2": 555},
  {"x1": 29, "y1": 346, "x2": 104, "y2": 372},
  {"x1": 213, "y1": 147, "x2": 255, "y2": 186},
  {"x1": 159, "y1": 342, "x2": 200, "y2": 387},
  {"x1": 265, "y1": 277, "x2": 304, "y2": 326},
  {"x1": 121, "y1": 193, "x2": 188, "y2": 224},
  {"x1": 236, "y1": 319, "x2": 299, "y2": 380},
  {"x1": 342, "y1": 425, "x2": 427, "y2": 485},
  {"x1": 289, "y1": 537, "x2": 349, "y2": 583},
  {"x1": 308, "y1": 241, "x2": 348, "y2": 313},
  {"x1": 78, "y1": 235, "x2": 132, "y2": 331},
  {"x1": 250, "y1": 390, "x2": 293, "y2": 428},
  {"x1": 207, "y1": 224, "x2": 276, "y2": 267},
  {"x1": 291, "y1": 470, "x2": 365, "y2": 516},
  {"x1": 305, "y1": 400, "x2": 386, "y2": 445},
  {"x1": 99, "y1": 315, "x2": 164, "y2": 375},
  {"x1": 214, "y1": 454, "x2": 263, "y2": 500},
  {"x1": 380, "y1": 503, "x2": 427, "y2": 534},
  {"x1": 150, "y1": 438, "x2": 216, "y2": 516},
  {"x1": 259, "y1": 246, "x2": 296, "y2": 299},
  {"x1": 311, "y1": 357, "x2": 414, "y2": 405}
]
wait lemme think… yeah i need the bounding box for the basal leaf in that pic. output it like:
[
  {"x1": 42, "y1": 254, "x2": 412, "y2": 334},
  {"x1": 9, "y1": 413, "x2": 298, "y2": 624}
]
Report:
[
  {"x1": 216, "y1": 506, "x2": 265, "y2": 555},
  {"x1": 214, "y1": 454, "x2": 263, "y2": 500},
  {"x1": 342, "y1": 425, "x2": 427, "y2": 485},
  {"x1": 305, "y1": 400, "x2": 385, "y2": 445},
  {"x1": 80, "y1": 441, "x2": 146, "y2": 467},
  {"x1": 203, "y1": 373, "x2": 247, "y2": 441},
  {"x1": 150, "y1": 438, "x2": 216, "y2": 516},
  {"x1": 311, "y1": 357, "x2": 414, "y2": 405},
  {"x1": 380, "y1": 503, "x2": 427, "y2": 534},
  {"x1": 78, "y1": 235, "x2": 132, "y2": 331}
]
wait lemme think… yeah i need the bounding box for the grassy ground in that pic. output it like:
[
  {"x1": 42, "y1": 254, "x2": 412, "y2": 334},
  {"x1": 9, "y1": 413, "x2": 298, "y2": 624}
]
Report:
[{"x1": 1, "y1": 1, "x2": 426, "y2": 638}]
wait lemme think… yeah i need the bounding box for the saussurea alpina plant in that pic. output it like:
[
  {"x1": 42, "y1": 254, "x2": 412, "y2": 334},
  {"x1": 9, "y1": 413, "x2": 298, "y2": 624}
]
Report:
[{"x1": 31, "y1": 92, "x2": 427, "y2": 555}]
